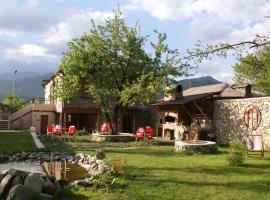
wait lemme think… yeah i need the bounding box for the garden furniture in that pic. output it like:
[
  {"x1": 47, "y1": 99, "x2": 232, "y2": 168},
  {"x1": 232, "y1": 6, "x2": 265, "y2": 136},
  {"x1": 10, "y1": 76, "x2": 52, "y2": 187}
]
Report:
[{"x1": 247, "y1": 134, "x2": 264, "y2": 159}]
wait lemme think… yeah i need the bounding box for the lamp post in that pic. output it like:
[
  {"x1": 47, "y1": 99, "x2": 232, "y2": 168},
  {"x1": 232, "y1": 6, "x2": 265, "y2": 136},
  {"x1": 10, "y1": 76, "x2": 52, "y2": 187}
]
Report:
[{"x1": 12, "y1": 69, "x2": 18, "y2": 106}]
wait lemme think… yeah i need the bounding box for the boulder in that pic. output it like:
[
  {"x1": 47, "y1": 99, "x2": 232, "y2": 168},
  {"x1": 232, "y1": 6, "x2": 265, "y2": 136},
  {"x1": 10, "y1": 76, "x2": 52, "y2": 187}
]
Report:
[
  {"x1": 24, "y1": 173, "x2": 44, "y2": 194},
  {"x1": 7, "y1": 184, "x2": 40, "y2": 200},
  {"x1": 10, "y1": 174, "x2": 24, "y2": 189},
  {"x1": 42, "y1": 177, "x2": 55, "y2": 195},
  {"x1": 0, "y1": 173, "x2": 16, "y2": 198},
  {"x1": 40, "y1": 193, "x2": 53, "y2": 200}
]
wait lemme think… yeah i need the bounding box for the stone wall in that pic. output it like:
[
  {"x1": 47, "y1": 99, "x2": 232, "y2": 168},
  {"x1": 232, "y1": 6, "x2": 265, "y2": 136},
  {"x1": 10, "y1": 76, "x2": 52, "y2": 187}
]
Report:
[{"x1": 214, "y1": 97, "x2": 270, "y2": 148}]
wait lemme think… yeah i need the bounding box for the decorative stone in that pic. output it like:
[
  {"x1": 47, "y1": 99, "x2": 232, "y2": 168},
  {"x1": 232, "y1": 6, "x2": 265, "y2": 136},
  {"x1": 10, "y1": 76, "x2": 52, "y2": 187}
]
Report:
[
  {"x1": 9, "y1": 174, "x2": 24, "y2": 189},
  {"x1": 42, "y1": 177, "x2": 55, "y2": 195},
  {"x1": 7, "y1": 184, "x2": 40, "y2": 200},
  {"x1": 0, "y1": 173, "x2": 16, "y2": 197},
  {"x1": 40, "y1": 193, "x2": 53, "y2": 200},
  {"x1": 95, "y1": 149, "x2": 105, "y2": 160},
  {"x1": 24, "y1": 173, "x2": 44, "y2": 194}
]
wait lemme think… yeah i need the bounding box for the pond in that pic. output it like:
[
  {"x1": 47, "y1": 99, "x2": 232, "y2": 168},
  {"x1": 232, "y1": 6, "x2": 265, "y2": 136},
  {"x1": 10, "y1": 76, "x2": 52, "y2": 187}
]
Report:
[
  {"x1": 0, "y1": 162, "x2": 44, "y2": 173},
  {"x1": 42, "y1": 161, "x2": 87, "y2": 182}
]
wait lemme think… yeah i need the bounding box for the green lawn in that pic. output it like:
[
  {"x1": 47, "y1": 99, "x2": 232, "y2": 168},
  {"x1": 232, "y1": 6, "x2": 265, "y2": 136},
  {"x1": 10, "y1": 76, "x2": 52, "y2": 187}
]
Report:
[
  {"x1": 56, "y1": 147, "x2": 270, "y2": 200},
  {"x1": 1, "y1": 133, "x2": 270, "y2": 200},
  {"x1": 0, "y1": 131, "x2": 38, "y2": 152}
]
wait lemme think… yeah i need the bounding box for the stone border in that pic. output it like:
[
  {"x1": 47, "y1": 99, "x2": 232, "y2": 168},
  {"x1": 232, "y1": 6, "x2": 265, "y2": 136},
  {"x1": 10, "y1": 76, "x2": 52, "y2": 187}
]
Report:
[{"x1": 30, "y1": 132, "x2": 45, "y2": 149}]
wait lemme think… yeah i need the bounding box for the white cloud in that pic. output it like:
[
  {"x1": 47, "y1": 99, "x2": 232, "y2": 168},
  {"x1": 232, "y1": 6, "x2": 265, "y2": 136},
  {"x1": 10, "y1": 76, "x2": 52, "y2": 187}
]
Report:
[
  {"x1": 43, "y1": 10, "x2": 113, "y2": 46},
  {"x1": 195, "y1": 60, "x2": 234, "y2": 83},
  {"x1": 127, "y1": 0, "x2": 270, "y2": 43},
  {"x1": 4, "y1": 44, "x2": 58, "y2": 63}
]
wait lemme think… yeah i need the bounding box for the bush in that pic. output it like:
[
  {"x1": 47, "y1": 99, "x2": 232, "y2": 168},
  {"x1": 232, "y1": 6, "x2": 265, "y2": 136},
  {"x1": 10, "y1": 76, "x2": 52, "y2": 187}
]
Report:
[
  {"x1": 111, "y1": 159, "x2": 126, "y2": 172},
  {"x1": 226, "y1": 140, "x2": 246, "y2": 166},
  {"x1": 91, "y1": 171, "x2": 126, "y2": 190}
]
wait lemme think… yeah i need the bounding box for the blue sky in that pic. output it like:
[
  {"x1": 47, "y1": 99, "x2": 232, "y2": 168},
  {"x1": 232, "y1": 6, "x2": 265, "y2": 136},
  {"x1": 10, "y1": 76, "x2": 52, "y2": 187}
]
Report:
[{"x1": 0, "y1": 0, "x2": 270, "y2": 82}]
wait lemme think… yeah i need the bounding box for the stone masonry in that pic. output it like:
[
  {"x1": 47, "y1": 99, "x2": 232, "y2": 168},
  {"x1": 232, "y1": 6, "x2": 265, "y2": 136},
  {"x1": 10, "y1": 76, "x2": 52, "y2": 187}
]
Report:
[{"x1": 214, "y1": 97, "x2": 270, "y2": 148}]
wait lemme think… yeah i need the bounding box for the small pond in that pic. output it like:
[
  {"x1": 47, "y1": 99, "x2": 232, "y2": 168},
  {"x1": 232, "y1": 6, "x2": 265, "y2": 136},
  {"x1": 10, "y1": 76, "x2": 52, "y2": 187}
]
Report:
[
  {"x1": 0, "y1": 162, "x2": 44, "y2": 173},
  {"x1": 42, "y1": 161, "x2": 87, "y2": 182},
  {"x1": 0, "y1": 161, "x2": 87, "y2": 183}
]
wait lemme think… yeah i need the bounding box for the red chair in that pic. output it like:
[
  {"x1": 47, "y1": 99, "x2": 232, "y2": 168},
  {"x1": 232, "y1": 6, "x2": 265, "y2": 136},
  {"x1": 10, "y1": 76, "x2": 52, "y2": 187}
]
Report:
[
  {"x1": 145, "y1": 126, "x2": 154, "y2": 139},
  {"x1": 101, "y1": 123, "x2": 116, "y2": 134},
  {"x1": 47, "y1": 125, "x2": 54, "y2": 135},
  {"x1": 64, "y1": 125, "x2": 75, "y2": 142},
  {"x1": 68, "y1": 126, "x2": 76, "y2": 136},
  {"x1": 136, "y1": 127, "x2": 146, "y2": 141},
  {"x1": 52, "y1": 125, "x2": 61, "y2": 135}
]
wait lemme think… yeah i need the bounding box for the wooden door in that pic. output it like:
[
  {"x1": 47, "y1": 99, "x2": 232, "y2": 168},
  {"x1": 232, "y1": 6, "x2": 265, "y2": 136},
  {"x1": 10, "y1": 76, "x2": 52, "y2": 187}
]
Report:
[{"x1": 40, "y1": 115, "x2": 49, "y2": 134}]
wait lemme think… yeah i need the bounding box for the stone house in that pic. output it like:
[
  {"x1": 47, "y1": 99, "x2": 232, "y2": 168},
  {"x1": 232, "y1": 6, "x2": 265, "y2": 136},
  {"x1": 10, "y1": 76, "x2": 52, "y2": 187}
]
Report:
[
  {"x1": 10, "y1": 72, "x2": 152, "y2": 134},
  {"x1": 152, "y1": 83, "x2": 265, "y2": 144}
]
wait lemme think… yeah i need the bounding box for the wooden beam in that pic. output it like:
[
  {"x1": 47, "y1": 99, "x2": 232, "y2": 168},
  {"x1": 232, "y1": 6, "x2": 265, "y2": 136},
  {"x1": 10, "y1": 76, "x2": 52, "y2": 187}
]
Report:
[
  {"x1": 181, "y1": 105, "x2": 194, "y2": 121},
  {"x1": 193, "y1": 102, "x2": 212, "y2": 126}
]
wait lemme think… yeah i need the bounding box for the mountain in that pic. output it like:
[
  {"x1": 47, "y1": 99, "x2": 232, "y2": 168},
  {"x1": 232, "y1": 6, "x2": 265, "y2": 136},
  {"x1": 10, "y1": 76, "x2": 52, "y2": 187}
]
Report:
[
  {"x1": 178, "y1": 76, "x2": 222, "y2": 89},
  {"x1": 155, "y1": 76, "x2": 222, "y2": 100},
  {"x1": 0, "y1": 71, "x2": 41, "y2": 81},
  {"x1": 0, "y1": 73, "x2": 53, "y2": 101}
]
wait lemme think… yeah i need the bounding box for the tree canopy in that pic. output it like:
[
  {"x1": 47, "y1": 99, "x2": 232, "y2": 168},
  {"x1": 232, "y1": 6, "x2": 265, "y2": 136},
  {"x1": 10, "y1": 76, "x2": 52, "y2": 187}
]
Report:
[
  {"x1": 233, "y1": 48, "x2": 270, "y2": 95},
  {"x1": 1, "y1": 94, "x2": 24, "y2": 108},
  {"x1": 59, "y1": 10, "x2": 187, "y2": 133}
]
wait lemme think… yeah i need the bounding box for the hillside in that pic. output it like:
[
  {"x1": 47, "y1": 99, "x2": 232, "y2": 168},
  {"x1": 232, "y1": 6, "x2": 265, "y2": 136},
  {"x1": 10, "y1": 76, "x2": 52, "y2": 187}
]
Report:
[
  {"x1": 0, "y1": 73, "x2": 53, "y2": 100},
  {"x1": 178, "y1": 76, "x2": 222, "y2": 89},
  {"x1": 155, "y1": 76, "x2": 223, "y2": 100},
  {"x1": 0, "y1": 74, "x2": 222, "y2": 102}
]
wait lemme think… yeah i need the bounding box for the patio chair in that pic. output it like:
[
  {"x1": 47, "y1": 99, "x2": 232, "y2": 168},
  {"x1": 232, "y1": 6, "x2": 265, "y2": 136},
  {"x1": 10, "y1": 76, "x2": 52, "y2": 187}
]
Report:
[
  {"x1": 47, "y1": 124, "x2": 54, "y2": 135},
  {"x1": 64, "y1": 125, "x2": 75, "y2": 142},
  {"x1": 247, "y1": 134, "x2": 264, "y2": 159}
]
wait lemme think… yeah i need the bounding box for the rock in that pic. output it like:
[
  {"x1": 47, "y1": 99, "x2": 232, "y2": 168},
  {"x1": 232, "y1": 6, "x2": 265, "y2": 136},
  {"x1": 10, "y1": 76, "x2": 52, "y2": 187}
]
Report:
[
  {"x1": 0, "y1": 173, "x2": 16, "y2": 197},
  {"x1": 95, "y1": 149, "x2": 105, "y2": 160},
  {"x1": 42, "y1": 177, "x2": 55, "y2": 195},
  {"x1": 10, "y1": 174, "x2": 24, "y2": 189},
  {"x1": 24, "y1": 173, "x2": 44, "y2": 193},
  {"x1": 7, "y1": 184, "x2": 40, "y2": 200},
  {"x1": 71, "y1": 179, "x2": 90, "y2": 187},
  {"x1": 53, "y1": 181, "x2": 61, "y2": 191},
  {"x1": 40, "y1": 193, "x2": 53, "y2": 200},
  {"x1": 0, "y1": 173, "x2": 7, "y2": 183}
]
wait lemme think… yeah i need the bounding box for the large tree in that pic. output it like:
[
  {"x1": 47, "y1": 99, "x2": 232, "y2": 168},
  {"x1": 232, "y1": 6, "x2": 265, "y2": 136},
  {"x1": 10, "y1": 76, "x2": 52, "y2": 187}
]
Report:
[
  {"x1": 233, "y1": 48, "x2": 270, "y2": 95},
  {"x1": 59, "y1": 10, "x2": 186, "y2": 134}
]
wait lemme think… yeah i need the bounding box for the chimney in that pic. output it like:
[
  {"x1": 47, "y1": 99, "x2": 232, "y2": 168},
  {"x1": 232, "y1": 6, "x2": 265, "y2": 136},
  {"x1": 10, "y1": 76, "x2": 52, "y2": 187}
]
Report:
[{"x1": 176, "y1": 85, "x2": 183, "y2": 99}]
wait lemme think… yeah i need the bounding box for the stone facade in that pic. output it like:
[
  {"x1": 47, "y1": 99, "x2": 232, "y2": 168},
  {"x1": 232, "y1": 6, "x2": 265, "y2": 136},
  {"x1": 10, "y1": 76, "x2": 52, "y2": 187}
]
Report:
[{"x1": 214, "y1": 97, "x2": 270, "y2": 148}]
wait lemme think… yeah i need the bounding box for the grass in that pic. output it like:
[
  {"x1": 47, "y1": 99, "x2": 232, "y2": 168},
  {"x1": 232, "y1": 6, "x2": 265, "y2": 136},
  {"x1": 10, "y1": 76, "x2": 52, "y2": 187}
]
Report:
[
  {"x1": 1, "y1": 132, "x2": 270, "y2": 200},
  {"x1": 0, "y1": 131, "x2": 38, "y2": 152},
  {"x1": 38, "y1": 135, "x2": 173, "y2": 152},
  {"x1": 55, "y1": 147, "x2": 270, "y2": 200}
]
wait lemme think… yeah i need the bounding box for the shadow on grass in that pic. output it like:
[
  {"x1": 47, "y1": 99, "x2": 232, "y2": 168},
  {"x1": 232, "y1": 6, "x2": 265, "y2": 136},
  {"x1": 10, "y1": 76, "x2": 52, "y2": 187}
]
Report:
[
  {"x1": 132, "y1": 176, "x2": 270, "y2": 193},
  {"x1": 123, "y1": 163, "x2": 270, "y2": 195}
]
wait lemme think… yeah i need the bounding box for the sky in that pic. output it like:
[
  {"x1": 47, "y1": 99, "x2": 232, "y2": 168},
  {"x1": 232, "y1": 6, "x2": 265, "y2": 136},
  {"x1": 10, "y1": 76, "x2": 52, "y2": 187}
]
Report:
[{"x1": 0, "y1": 0, "x2": 270, "y2": 82}]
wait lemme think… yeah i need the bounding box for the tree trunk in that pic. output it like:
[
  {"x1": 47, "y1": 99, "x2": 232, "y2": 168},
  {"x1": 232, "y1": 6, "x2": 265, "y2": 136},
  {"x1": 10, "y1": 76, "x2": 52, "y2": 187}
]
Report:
[{"x1": 104, "y1": 112, "x2": 115, "y2": 134}]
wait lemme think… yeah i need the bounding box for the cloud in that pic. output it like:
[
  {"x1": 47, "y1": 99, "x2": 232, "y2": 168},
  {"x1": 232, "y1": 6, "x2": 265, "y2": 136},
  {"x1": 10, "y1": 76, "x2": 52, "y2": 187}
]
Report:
[
  {"x1": 43, "y1": 10, "x2": 113, "y2": 46},
  {"x1": 124, "y1": 0, "x2": 194, "y2": 21},
  {"x1": 126, "y1": 0, "x2": 270, "y2": 43},
  {"x1": 4, "y1": 44, "x2": 58, "y2": 63},
  {"x1": 195, "y1": 60, "x2": 234, "y2": 83},
  {"x1": 0, "y1": 0, "x2": 54, "y2": 34}
]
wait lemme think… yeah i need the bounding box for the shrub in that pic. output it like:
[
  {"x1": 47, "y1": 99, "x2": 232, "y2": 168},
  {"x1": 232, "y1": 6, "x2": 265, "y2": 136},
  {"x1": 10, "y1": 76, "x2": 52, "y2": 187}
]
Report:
[
  {"x1": 226, "y1": 140, "x2": 246, "y2": 166},
  {"x1": 111, "y1": 159, "x2": 126, "y2": 172},
  {"x1": 91, "y1": 171, "x2": 126, "y2": 190}
]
